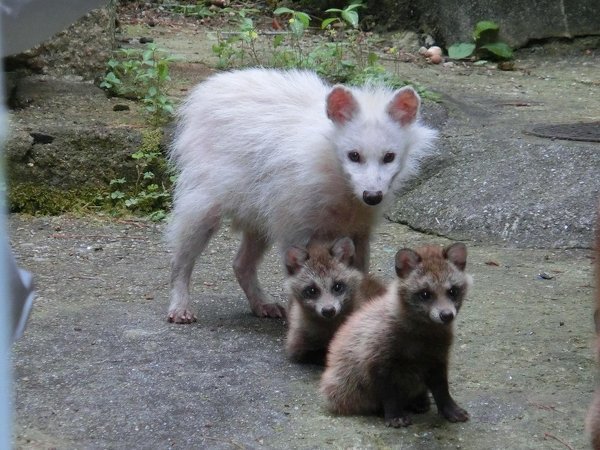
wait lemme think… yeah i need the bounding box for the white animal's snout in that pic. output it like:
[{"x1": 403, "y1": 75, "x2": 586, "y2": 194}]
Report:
[
  {"x1": 362, "y1": 190, "x2": 383, "y2": 206},
  {"x1": 345, "y1": 159, "x2": 398, "y2": 207},
  {"x1": 430, "y1": 304, "x2": 457, "y2": 325}
]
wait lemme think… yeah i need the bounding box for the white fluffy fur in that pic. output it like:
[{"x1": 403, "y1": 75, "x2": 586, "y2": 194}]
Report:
[{"x1": 167, "y1": 68, "x2": 437, "y2": 322}]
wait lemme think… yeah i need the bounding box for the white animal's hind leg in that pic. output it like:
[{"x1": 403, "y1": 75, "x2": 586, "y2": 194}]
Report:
[
  {"x1": 168, "y1": 205, "x2": 221, "y2": 324},
  {"x1": 233, "y1": 231, "x2": 286, "y2": 318}
]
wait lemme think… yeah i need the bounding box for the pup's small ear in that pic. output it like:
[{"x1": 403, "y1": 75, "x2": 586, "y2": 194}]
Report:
[
  {"x1": 326, "y1": 86, "x2": 359, "y2": 125},
  {"x1": 444, "y1": 242, "x2": 467, "y2": 271},
  {"x1": 285, "y1": 246, "x2": 309, "y2": 275},
  {"x1": 395, "y1": 248, "x2": 421, "y2": 278},
  {"x1": 387, "y1": 86, "x2": 420, "y2": 126},
  {"x1": 330, "y1": 237, "x2": 355, "y2": 266}
]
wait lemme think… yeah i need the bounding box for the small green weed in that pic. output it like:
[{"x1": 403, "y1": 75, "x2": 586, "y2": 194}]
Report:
[
  {"x1": 100, "y1": 43, "x2": 180, "y2": 125},
  {"x1": 162, "y1": 3, "x2": 214, "y2": 18},
  {"x1": 273, "y1": 6, "x2": 311, "y2": 62},
  {"x1": 322, "y1": 0, "x2": 365, "y2": 30},
  {"x1": 212, "y1": 9, "x2": 262, "y2": 67},
  {"x1": 106, "y1": 129, "x2": 173, "y2": 221},
  {"x1": 448, "y1": 21, "x2": 513, "y2": 61}
]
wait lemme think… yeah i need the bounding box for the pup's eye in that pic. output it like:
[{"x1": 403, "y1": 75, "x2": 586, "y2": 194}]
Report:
[
  {"x1": 448, "y1": 286, "x2": 460, "y2": 300},
  {"x1": 383, "y1": 152, "x2": 395, "y2": 163},
  {"x1": 348, "y1": 151, "x2": 361, "y2": 163},
  {"x1": 302, "y1": 285, "x2": 320, "y2": 299},
  {"x1": 332, "y1": 281, "x2": 346, "y2": 294},
  {"x1": 418, "y1": 289, "x2": 432, "y2": 301}
]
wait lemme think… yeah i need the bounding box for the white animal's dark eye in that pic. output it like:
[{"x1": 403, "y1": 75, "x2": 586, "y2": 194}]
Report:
[
  {"x1": 302, "y1": 285, "x2": 320, "y2": 299},
  {"x1": 332, "y1": 281, "x2": 346, "y2": 294},
  {"x1": 383, "y1": 152, "x2": 395, "y2": 163},
  {"x1": 348, "y1": 151, "x2": 361, "y2": 163},
  {"x1": 418, "y1": 289, "x2": 432, "y2": 301}
]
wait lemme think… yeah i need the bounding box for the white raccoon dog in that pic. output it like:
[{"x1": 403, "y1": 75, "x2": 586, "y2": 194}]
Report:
[{"x1": 167, "y1": 68, "x2": 437, "y2": 323}]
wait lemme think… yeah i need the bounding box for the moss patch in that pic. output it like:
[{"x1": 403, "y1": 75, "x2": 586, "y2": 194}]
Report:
[{"x1": 7, "y1": 183, "x2": 107, "y2": 216}]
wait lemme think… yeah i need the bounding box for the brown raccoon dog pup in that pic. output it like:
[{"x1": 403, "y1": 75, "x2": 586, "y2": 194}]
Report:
[
  {"x1": 320, "y1": 242, "x2": 472, "y2": 427},
  {"x1": 284, "y1": 237, "x2": 386, "y2": 365},
  {"x1": 586, "y1": 207, "x2": 600, "y2": 449}
]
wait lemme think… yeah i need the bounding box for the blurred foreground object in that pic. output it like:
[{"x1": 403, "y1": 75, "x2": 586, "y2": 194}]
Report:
[
  {"x1": 5, "y1": 242, "x2": 34, "y2": 342},
  {"x1": 1, "y1": 0, "x2": 109, "y2": 57}
]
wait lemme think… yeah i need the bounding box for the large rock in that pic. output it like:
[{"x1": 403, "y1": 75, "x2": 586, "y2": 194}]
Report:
[
  {"x1": 3, "y1": 2, "x2": 116, "y2": 80},
  {"x1": 387, "y1": 46, "x2": 600, "y2": 249},
  {"x1": 367, "y1": 0, "x2": 600, "y2": 48}
]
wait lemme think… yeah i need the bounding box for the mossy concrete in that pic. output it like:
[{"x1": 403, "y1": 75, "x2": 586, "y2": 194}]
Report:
[{"x1": 4, "y1": 75, "x2": 155, "y2": 214}]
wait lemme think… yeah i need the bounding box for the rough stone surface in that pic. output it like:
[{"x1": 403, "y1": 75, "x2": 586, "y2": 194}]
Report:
[
  {"x1": 4, "y1": 5, "x2": 116, "y2": 81},
  {"x1": 5, "y1": 75, "x2": 145, "y2": 209},
  {"x1": 368, "y1": 0, "x2": 600, "y2": 48},
  {"x1": 9, "y1": 215, "x2": 595, "y2": 449},
  {"x1": 389, "y1": 40, "x2": 600, "y2": 249}
]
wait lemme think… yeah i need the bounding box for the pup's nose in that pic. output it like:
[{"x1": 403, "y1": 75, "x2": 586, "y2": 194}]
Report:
[
  {"x1": 439, "y1": 310, "x2": 455, "y2": 324},
  {"x1": 363, "y1": 191, "x2": 383, "y2": 205},
  {"x1": 321, "y1": 306, "x2": 337, "y2": 318}
]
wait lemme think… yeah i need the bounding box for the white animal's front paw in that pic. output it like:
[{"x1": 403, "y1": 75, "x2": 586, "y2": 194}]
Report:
[
  {"x1": 251, "y1": 302, "x2": 286, "y2": 319},
  {"x1": 167, "y1": 308, "x2": 197, "y2": 324}
]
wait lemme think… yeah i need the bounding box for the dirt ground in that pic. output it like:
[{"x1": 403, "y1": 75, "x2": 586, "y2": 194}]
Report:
[{"x1": 9, "y1": 214, "x2": 597, "y2": 449}]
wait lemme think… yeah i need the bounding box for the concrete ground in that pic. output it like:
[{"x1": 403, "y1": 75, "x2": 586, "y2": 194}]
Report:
[{"x1": 9, "y1": 214, "x2": 597, "y2": 449}]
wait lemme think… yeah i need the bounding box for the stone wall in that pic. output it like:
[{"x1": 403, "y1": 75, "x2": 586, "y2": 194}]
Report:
[{"x1": 367, "y1": 0, "x2": 600, "y2": 48}]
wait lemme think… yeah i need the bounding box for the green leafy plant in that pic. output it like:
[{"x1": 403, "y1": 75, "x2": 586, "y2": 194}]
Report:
[
  {"x1": 100, "y1": 44, "x2": 180, "y2": 125},
  {"x1": 321, "y1": 0, "x2": 365, "y2": 30},
  {"x1": 212, "y1": 9, "x2": 262, "y2": 68},
  {"x1": 273, "y1": 6, "x2": 311, "y2": 62},
  {"x1": 448, "y1": 20, "x2": 513, "y2": 61},
  {"x1": 106, "y1": 129, "x2": 173, "y2": 221}
]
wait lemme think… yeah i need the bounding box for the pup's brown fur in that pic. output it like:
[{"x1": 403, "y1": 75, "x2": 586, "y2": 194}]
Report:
[
  {"x1": 587, "y1": 207, "x2": 600, "y2": 449},
  {"x1": 285, "y1": 237, "x2": 386, "y2": 365},
  {"x1": 320, "y1": 243, "x2": 472, "y2": 427}
]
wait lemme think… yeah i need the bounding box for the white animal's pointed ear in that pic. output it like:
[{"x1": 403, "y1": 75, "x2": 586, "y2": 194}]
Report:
[
  {"x1": 285, "y1": 246, "x2": 309, "y2": 275},
  {"x1": 395, "y1": 248, "x2": 421, "y2": 278},
  {"x1": 330, "y1": 237, "x2": 355, "y2": 265},
  {"x1": 326, "y1": 86, "x2": 358, "y2": 125},
  {"x1": 444, "y1": 242, "x2": 467, "y2": 271},
  {"x1": 386, "y1": 86, "x2": 420, "y2": 126}
]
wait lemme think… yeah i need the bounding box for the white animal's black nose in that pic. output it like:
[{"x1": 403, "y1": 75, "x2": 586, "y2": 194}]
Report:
[
  {"x1": 363, "y1": 191, "x2": 383, "y2": 205},
  {"x1": 439, "y1": 310, "x2": 454, "y2": 324},
  {"x1": 321, "y1": 306, "x2": 337, "y2": 318}
]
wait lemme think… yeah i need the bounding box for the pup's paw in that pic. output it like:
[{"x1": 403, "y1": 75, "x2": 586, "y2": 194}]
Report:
[
  {"x1": 385, "y1": 416, "x2": 412, "y2": 428},
  {"x1": 441, "y1": 404, "x2": 469, "y2": 423}
]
